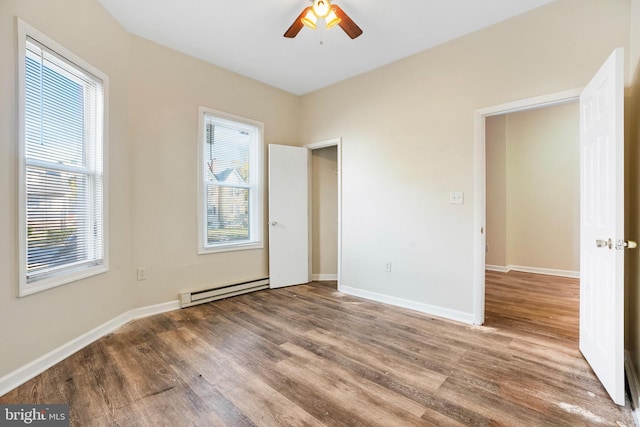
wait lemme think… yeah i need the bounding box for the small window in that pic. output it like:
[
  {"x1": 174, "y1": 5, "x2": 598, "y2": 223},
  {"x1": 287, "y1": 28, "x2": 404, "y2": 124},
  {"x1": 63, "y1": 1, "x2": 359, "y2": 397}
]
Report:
[
  {"x1": 18, "y1": 20, "x2": 108, "y2": 296},
  {"x1": 198, "y1": 107, "x2": 263, "y2": 253}
]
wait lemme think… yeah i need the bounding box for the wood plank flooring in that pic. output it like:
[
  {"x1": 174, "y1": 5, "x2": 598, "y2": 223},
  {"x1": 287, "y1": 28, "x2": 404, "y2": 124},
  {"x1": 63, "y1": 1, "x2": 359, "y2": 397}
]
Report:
[
  {"x1": 485, "y1": 270, "x2": 580, "y2": 343},
  {"x1": 1, "y1": 272, "x2": 634, "y2": 426}
]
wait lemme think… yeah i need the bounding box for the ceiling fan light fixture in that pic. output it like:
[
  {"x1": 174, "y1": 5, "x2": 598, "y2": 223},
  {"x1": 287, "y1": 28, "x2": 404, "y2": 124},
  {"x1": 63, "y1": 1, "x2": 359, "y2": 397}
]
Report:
[
  {"x1": 325, "y1": 7, "x2": 341, "y2": 29},
  {"x1": 301, "y1": 9, "x2": 318, "y2": 29},
  {"x1": 284, "y1": 1, "x2": 362, "y2": 39},
  {"x1": 312, "y1": 0, "x2": 331, "y2": 18}
]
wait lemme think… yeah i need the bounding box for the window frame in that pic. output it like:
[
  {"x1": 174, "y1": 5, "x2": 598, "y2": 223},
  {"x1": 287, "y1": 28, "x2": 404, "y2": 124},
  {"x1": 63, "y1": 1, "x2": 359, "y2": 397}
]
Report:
[
  {"x1": 197, "y1": 106, "x2": 264, "y2": 254},
  {"x1": 17, "y1": 19, "x2": 109, "y2": 296}
]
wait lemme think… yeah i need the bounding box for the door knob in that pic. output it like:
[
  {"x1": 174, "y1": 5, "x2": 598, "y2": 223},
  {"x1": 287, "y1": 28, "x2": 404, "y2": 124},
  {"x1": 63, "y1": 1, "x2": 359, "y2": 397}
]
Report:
[
  {"x1": 596, "y1": 238, "x2": 612, "y2": 249},
  {"x1": 605, "y1": 239, "x2": 639, "y2": 250},
  {"x1": 271, "y1": 221, "x2": 278, "y2": 226}
]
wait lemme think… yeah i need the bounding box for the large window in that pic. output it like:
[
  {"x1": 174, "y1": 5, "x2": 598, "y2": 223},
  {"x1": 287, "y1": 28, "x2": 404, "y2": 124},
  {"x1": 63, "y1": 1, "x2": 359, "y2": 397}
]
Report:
[
  {"x1": 18, "y1": 20, "x2": 108, "y2": 296},
  {"x1": 198, "y1": 107, "x2": 263, "y2": 253}
]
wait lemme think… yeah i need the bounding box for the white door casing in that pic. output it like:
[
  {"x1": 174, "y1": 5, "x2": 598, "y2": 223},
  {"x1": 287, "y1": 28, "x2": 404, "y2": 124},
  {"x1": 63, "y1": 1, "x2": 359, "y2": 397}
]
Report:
[
  {"x1": 306, "y1": 138, "x2": 342, "y2": 287},
  {"x1": 473, "y1": 88, "x2": 582, "y2": 326},
  {"x1": 579, "y1": 48, "x2": 625, "y2": 406},
  {"x1": 268, "y1": 144, "x2": 310, "y2": 288}
]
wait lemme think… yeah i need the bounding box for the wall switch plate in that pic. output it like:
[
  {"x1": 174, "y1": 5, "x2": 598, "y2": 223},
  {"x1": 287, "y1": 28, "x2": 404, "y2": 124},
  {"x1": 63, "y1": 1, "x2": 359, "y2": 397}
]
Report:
[
  {"x1": 137, "y1": 267, "x2": 147, "y2": 281},
  {"x1": 449, "y1": 191, "x2": 464, "y2": 204},
  {"x1": 385, "y1": 261, "x2": 392, "y2": 272}
]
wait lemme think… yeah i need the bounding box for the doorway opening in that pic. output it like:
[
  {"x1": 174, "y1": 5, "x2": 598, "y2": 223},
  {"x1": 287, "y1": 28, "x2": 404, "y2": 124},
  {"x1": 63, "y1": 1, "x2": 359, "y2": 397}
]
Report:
[
  {"x1": 474, "y1": 49, "x2": 627, "y2": 406},
  {"x1": 306, "y1": 138, "x2": 342, "y2": 288},
  {"x1": 484, "y1": 101, "x2": 580, "y2": 340},
  {"x1": 472, "y1": 89, "x2": 581, "y2": 325}
]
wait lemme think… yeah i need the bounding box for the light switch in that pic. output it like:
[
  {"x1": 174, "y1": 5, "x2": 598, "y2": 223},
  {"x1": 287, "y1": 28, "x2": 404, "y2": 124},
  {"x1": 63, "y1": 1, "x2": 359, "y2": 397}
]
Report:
[{"x1": 449, "y1": 191, "x2": 464, "y2": 204}]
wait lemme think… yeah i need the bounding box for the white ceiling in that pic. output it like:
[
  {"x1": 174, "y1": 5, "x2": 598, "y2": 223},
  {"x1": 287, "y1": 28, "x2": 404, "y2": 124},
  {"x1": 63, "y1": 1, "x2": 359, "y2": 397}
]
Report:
[{"x1": 97, "y1": 0, "x2": 556, "y2": 95}]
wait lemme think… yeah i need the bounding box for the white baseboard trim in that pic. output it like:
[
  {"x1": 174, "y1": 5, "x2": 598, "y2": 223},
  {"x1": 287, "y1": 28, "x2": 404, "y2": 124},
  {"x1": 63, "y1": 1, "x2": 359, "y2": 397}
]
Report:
[
  {"x1": 0, "y1": 300, "x2": 180, "y2": 397},
  {"x1": 131, "y1": 300, "x2": 180, "y2": 320},
  {"x1": 485, "y1": 264, "x2": 579, "y2": 279},
  {"x1": 312, "y1": 274, "x2": 338, "y2": 281},
  {"x1": 486, "y1": 265, "x2": 509, "y2": 273},
  {"x1": 507, "y1": 265, "x2": 579, "y2": 278},
  {"x1": 338, "y1": 285, "x2": 474, "y2": 325}
]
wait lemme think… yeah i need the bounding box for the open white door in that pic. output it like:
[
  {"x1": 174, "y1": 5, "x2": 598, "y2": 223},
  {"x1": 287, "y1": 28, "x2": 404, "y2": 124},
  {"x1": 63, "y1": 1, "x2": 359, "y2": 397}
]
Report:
[
  {"x1": 579, "y1": 48, "x2": 626, "y2": 405},
  {"x1": 268, "y1": 144, "x2": 309, "y2": 288}
]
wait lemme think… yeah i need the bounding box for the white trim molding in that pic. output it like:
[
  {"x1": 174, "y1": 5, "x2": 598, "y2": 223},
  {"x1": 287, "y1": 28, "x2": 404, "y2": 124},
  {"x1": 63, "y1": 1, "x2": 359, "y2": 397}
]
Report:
[
  {"x1": 485, "y1": 264, "x2": 579, "y2": 278},
  {"x1": 473, "y1": 88, "x2": 583, "y2": 324},
  {"x1": 305, "y1": 138, "x2": 342, "y2": 290},
  {"x1": 17, "y1": 18, "x2": 111, "y2": 296},
  {"x1": 339, "y1": 285, "x2": 474, "y2": 325},
  {"x1": 196, "y1": 107, "x2": 264, "y2": 255},
  {"x1": 311, "y1": 274, "x2": 338, "y2": 281},
  {"x1": 506, "y1": 265, "x2": 579, "y2": 279},
  {"x1": 0, "y1": 300, "x2": 179, "y2": 397},
  {"x1": 485, "y1": 265, "x2": 509, "y2": 273}
]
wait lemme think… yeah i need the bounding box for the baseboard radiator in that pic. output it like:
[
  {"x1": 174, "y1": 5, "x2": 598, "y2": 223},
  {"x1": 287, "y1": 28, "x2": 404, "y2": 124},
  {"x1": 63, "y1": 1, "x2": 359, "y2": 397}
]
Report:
[{"x1": 180, "y1": 278, "x2": 269, "y2": 308}]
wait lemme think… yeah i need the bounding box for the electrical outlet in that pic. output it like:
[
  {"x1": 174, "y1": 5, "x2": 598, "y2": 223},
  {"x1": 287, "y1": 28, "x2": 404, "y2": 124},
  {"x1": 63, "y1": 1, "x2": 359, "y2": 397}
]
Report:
[
  {"x1": 137, "y1": 267, "x2": 147, "y2": 281},
  {"x1": 385, "y1": 261, "x2": 392, "y2": 272}
]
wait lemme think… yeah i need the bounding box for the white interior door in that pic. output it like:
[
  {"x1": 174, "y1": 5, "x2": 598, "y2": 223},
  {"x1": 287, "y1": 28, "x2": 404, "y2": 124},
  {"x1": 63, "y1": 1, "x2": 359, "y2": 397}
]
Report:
[
  {"x1": 268, "y1": 144, "x2": 309, "y2": 288},
  {"x1": 579, "y1": 48, "x2": 625, "y2": 405}
]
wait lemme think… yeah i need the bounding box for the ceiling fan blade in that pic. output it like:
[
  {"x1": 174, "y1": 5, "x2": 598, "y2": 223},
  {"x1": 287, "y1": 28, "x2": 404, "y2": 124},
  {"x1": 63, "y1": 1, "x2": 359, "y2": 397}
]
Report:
[
  {"x1": 333, "y1": 4, "x2": 363, "y2": 39},
  {"x1": 284, "y1": 6, "x2": 311, "y2": 38}
]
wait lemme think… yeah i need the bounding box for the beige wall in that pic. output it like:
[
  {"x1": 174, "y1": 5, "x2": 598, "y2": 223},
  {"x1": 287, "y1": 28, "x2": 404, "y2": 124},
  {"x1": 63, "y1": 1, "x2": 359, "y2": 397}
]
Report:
[
  {"x1": 507, "y1": 103, "x2": 579, "y2": 272},
  {"x1": 127, "y1": 36, "x2": 300, "y2": 307},
  {"x1": 300, "y1": 0, "x2": 631, "y2": 316},
  {"x1": 0, "y1": 0, "x2": 300, "y2": 379},
  {"x1": 485, "y1": 115, "x2": 507, "y2": 267},
  {"x1": 486, "y1": 103, "x2": 580, "y2": 273},
  {"x1": 0, "y1": 0, "x2": 133, "y2": 377},
  {"x1": 311, "y1": 147, "x2": 338, "y2": 277}
]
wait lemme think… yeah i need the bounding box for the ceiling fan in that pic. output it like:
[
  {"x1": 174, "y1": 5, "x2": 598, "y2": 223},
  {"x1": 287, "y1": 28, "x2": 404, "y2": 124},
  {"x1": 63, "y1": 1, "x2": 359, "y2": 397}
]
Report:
[{"x1": 284, "y1": 0, "x2": 363, "y2": 39}]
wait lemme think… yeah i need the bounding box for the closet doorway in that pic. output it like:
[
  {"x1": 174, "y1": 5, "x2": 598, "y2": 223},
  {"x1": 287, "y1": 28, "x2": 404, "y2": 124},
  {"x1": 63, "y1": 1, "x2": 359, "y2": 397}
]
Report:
[{"x1": 306, "y1": 139, "x2": 341, "y2": 286}]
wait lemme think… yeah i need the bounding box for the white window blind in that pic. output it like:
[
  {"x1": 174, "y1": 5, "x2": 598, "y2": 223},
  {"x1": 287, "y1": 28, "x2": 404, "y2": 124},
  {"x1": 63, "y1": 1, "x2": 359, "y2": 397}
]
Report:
[
  {"x1": 199, "y1": 110, "x2": 262, "y2": 252},
  {"x1": 21, "y1": 33, "x2": 106, "y2": 292}
]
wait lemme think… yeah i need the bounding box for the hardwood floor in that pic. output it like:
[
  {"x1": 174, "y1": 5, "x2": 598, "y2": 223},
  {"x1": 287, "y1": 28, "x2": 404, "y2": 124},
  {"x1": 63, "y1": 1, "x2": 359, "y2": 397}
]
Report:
[
  {"x1": 485, "y1": 270, "x2": 580, "y2": 343},
  {"x1": 1, "y1": 272, "x2": 634, "y2": 426}
]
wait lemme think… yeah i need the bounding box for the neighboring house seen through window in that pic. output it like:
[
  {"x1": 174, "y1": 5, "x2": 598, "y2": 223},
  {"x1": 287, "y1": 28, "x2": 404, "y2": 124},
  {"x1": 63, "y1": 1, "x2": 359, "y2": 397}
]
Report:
[
  {"x1": 198, "y1": 108, "x2": 263, "y2": 253},
  {"x1": 18, "y1": 20, "x2": 108, "y2": 296}
]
